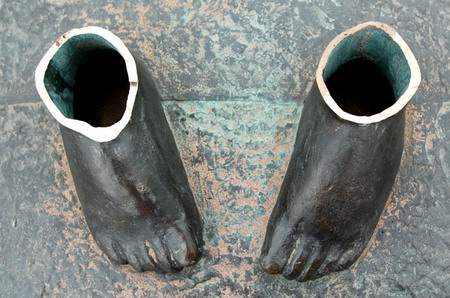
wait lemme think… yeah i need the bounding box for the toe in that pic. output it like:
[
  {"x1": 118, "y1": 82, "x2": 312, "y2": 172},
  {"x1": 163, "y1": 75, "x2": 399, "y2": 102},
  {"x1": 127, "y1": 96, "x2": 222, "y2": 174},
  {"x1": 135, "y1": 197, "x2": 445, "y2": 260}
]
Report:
[
  {"x1": 316, "y1": 259, "x2": 339, "y2": 278},
  {"x1": 162, "y1": 226, "x2": 193, "y2": 271},
  {"x1": 144, "y1": 241, "x2": 164, "y2": 272},
  {"x1": 110, "y1": 240, "x2": 128, "y2": 265},
  {"x1": 336, "y1": 249, "x2": 358, "y2": 271},
  {"x1": 173, "y1": 221, "x2": 202, "y2": 266},
  {"x1": 127, "y1": 242, "x2": 160, "y2": 273},
  {"x1": 280, "y1": 239, "x2": 322, "y2": 282},
  {"x1": 260, "y1": 216, "x2": 296, "y2": 274},
  {"x1": 95, "y1": 233, "x2": 127, "y2": 265},
  {"x1": 178, "y1": 219, "x2": 204, "y2": 256},
  {"x1": 281, "y1": 237, "x2": 309, "y2": 279},
  {"x1": 296, "y1": 245, "x2": 322, "y2": 282},
  {"x1": 260, "y1": 252, "x2": 290, "y2": 274},
  {"x1": 126, "y1": 253, "x2": 146, "y2": 272},
  {"x1": 146, "y1": 234, "x2": 174, "y2": 273},
  {"x1": 313, "y1": 246, "x2": 341, "y2": 279}
]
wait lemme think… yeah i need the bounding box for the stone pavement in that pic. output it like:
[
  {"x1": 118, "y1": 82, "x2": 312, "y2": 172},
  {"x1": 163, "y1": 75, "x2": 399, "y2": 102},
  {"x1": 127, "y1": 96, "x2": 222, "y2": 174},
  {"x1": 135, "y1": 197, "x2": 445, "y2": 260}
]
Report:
[{"x1": 0, "y1": 0, "x2": 449, "y2": 296}]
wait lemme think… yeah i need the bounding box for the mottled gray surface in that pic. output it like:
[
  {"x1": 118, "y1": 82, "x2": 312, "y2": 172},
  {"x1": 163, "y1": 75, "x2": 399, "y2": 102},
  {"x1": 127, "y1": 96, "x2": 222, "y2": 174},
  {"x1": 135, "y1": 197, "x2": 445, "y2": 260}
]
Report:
[
  {"x1": 0, "y1": 0, "x2": 449, "y2": 296},
  {"x1": 1, "y1": 0, "x2": 448, "y2": 105}
]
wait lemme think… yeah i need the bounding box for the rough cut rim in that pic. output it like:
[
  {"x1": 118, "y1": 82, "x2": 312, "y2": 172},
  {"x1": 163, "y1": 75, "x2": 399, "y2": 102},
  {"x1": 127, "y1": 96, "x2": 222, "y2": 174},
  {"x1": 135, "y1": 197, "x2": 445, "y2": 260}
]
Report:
[
  {"x1": 316, "y1": 21, "x2": 421, "y2": 125},
  {"x1": 35, "y1": 26, "x2": 138, "y2": 143}
]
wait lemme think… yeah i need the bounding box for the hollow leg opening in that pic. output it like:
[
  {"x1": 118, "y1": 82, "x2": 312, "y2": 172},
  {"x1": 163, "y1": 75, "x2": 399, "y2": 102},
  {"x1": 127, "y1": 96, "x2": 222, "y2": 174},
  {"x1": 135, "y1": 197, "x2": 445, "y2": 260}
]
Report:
[
  {"x1": 319, "y1": 24, "x2": 416, "y2": 120},
  {"x1": 44, "y1": 34, "x2": 129, "y2": 127},
  {"x1": 325, "y1": 58, "x2": 395, "y2": 116},
  {"x1": 73, "y1": 50, "x2": 129, "y2": 127}
]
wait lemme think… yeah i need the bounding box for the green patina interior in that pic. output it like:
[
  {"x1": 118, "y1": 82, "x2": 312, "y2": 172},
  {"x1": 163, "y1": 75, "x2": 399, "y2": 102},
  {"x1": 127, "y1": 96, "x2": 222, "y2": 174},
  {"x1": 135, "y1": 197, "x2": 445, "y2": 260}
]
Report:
[
  {"x1": 44, "y1": 34, "x2": 120, "y2": 118},
  {"x1": 323, "y1": 26, "x2": 411, "y2": 101}
]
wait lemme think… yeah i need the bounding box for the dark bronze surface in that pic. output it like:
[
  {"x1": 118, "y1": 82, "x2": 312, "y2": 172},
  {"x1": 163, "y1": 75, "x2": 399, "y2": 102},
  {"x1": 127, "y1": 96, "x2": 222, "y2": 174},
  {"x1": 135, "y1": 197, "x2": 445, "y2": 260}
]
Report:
[
  {"x1": 60, "y1": 52, "x2": 203, "y2": 273},
  {"x1": 260, "y1": 82, "x2": 405, "y2": 281}
]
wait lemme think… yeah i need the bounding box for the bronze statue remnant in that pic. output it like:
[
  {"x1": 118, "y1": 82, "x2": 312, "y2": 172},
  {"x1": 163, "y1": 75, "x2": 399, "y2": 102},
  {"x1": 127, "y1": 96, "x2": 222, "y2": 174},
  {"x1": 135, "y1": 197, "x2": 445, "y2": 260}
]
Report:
[
  {"x1": 35, "y1": 27, "x2": 204, "y2": 273},
  {"x1": 36, "y1": 23, "x2": 421, "y2": 282},
  {"x1": 260, "y1": 22, "x2": 421, "y2": 282}
]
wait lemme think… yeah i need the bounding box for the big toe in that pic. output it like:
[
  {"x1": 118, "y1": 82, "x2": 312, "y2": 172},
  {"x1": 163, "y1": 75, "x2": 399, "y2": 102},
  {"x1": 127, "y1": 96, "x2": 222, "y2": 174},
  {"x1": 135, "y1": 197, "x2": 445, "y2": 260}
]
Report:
[
  {"x1": 260, "y1": 253, "x2": 287, "y2": 274},
  {"x1": 260, "y1": 220, "x2": 296, "y2": 274},
  {"x1": 163, "y1": 225, "x2": 201, "y2": 270}
]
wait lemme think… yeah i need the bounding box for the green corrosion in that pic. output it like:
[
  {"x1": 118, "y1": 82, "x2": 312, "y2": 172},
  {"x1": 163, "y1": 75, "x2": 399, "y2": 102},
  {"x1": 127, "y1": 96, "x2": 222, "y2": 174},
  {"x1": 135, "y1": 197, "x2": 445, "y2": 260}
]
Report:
[
  {"x1": 44, "y1": 34, "x2": 118, "y2": 118},
  {"x1": 323, "y1": 26, "x2": 411, "y2": 100}
]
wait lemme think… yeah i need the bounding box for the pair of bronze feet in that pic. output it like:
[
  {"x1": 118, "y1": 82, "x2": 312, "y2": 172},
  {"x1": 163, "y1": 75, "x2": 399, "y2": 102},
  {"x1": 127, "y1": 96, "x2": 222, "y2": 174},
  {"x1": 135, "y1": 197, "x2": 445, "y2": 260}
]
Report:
[{"x1": 35, "y1": 22, "x2": 420, "y2": 282}]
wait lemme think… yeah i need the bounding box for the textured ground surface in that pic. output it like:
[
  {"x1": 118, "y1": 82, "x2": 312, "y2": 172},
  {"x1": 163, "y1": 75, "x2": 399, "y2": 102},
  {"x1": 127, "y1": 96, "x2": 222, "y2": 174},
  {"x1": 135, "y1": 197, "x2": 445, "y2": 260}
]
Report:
[{"x1": 1, "y1": 0, "x2": 449, "y2": 296}]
